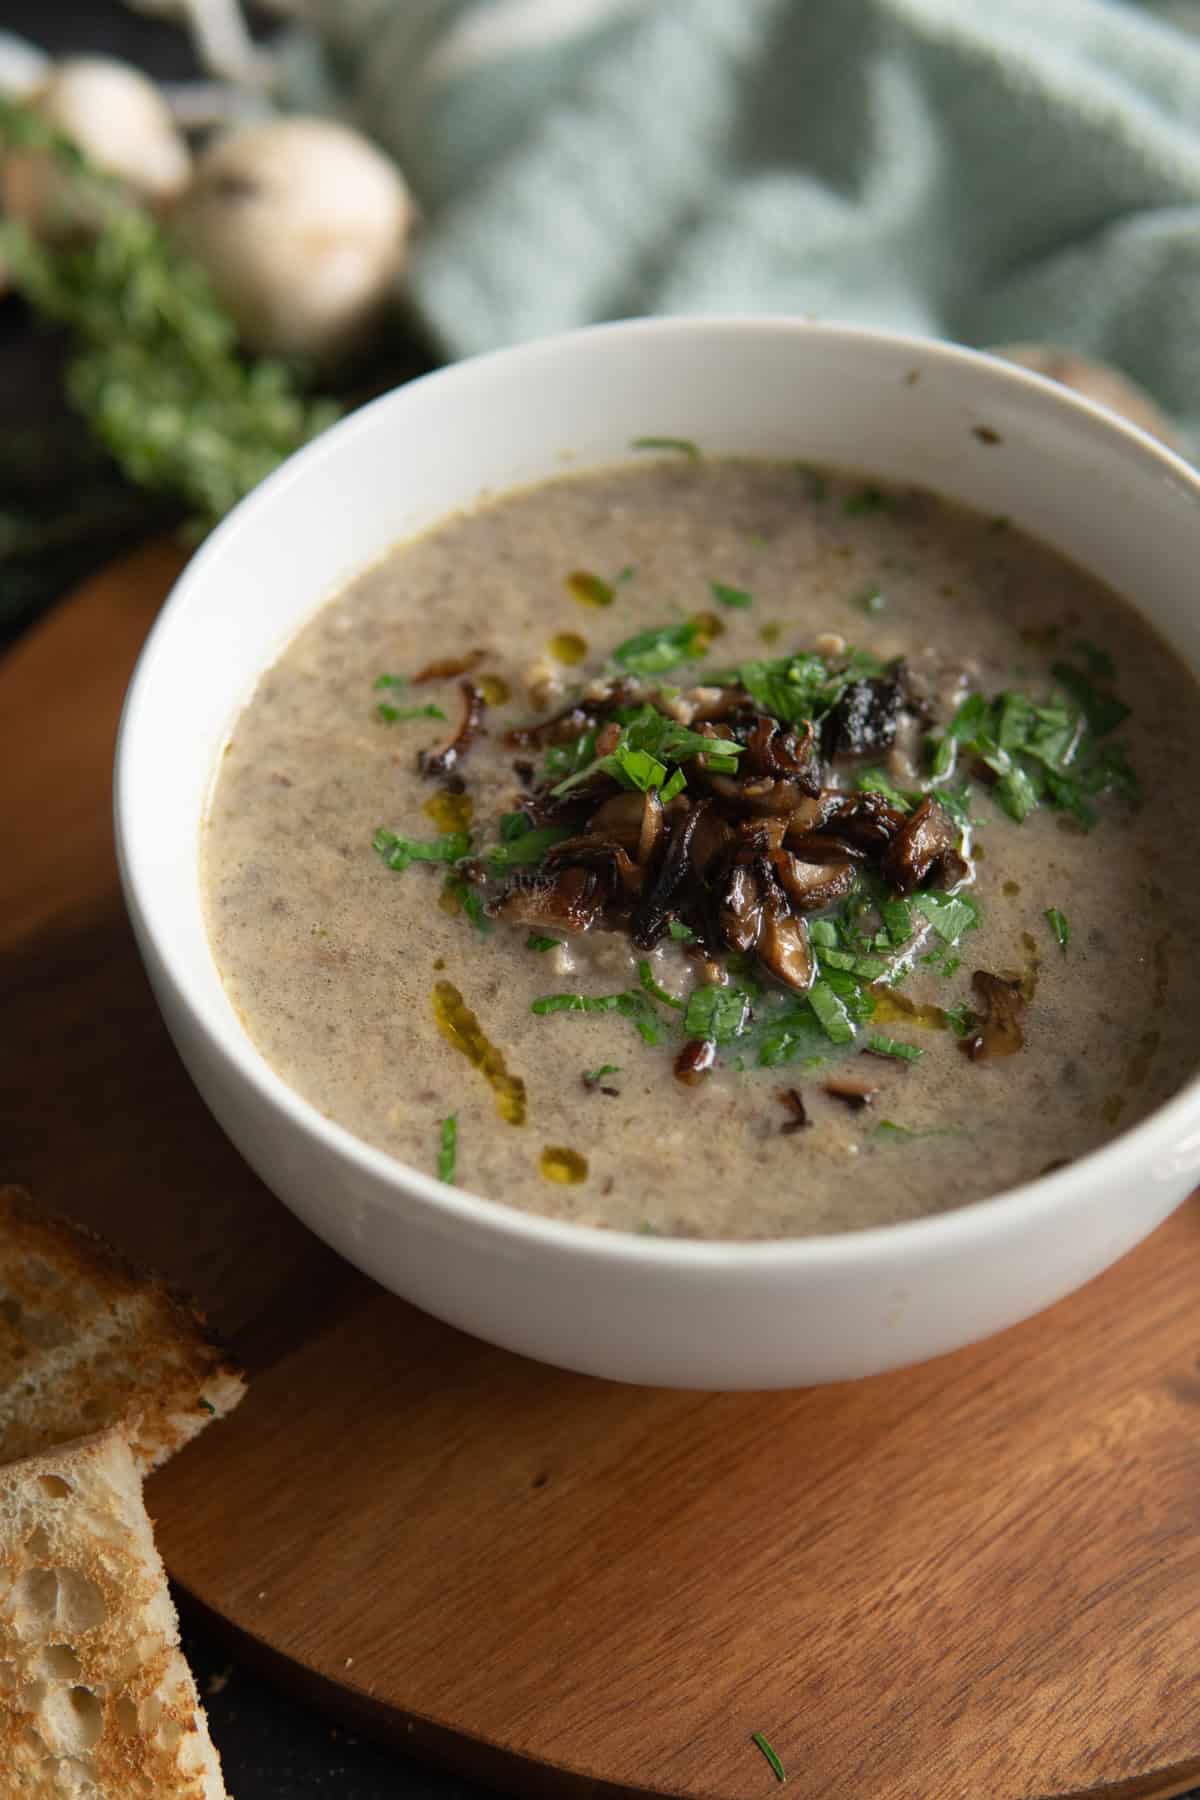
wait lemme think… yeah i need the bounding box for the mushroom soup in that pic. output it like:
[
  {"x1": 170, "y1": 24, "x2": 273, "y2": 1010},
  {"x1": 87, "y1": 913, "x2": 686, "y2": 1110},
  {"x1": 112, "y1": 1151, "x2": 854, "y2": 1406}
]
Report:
[{"x1": 203, "y1": 457, "x2": 1200, "y2": 1238}]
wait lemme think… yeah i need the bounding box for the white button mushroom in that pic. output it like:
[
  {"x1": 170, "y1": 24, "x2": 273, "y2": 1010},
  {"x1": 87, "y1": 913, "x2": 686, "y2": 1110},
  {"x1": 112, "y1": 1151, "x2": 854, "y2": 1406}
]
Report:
[
  {"x1": 1, "y1": 55, "x2": 191, "y2": 234},
  {"x1": 172, "y1": 118, "x2": 417, "y2": 362}
]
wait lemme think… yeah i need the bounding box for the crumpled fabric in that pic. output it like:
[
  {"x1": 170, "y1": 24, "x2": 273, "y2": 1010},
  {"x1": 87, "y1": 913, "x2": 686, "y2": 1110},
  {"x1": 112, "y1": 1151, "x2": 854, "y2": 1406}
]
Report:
[{"x1": 291, "y1": 0, "x2": 1200, "y2": 446}]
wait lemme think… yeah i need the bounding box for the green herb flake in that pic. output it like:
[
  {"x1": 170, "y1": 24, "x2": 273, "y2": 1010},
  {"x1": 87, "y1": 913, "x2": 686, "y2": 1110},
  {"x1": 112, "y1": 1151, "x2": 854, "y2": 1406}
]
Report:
[
  {"x1": 1050, "y1": 660, "x2": 1131, "y2": 738},
  {"x1": 668, "y1": 920, "x2": 696, "y2": 942},
  {"x1": 865, "y1": 1033, "x2": 923, "y2": 1062},
  {"x1": 373, "y1": 827, "x2": 470, "y2": 872},
  {"x1": 856, "y1": 586, "x2": 886, "y2": 615},
  {"x1": 486, "y1": 824, "x2": 573, "y2": 868},
  {"x1": 751, "y1": 1732, "x2": 786, "y2": 1784},
  {"x1": 684, "y1": 984, "x2": 753, "y2": 1045},
  {"x1": 1045, "y1": 906, "x2": 1070, "y2": 952},
  {"x1": 913, "y1": 890, "x2": 981, "y2": 945},
  {"x1": 373, "y1": 673, "x2": 408, "y2": 690},
  {"x1": 630, "y1": 435, "x2": 701, "y2": 459},
  {"x1": 526, "y1": 933, "x2": 560, "y2": 952},
  {"x1": 531, "y1": 990, "x2": 662, "y2": 1045},
  {"x1": 808, "y1": 978, "x2": 856, "y2": 1044},
  {"x1": 855, "y1": 767, "x2": 913, "y2": 811},
  {"x1": 437, "y1": 1114, "x2": 457, "y2": 1184},
  {"x1": 660, "y1": 767, "x2": 687, "y2": 802},
  {"x1": 710, "y1": 580, "x2": 753, "y2": 610},
  {"x1": 613, "y1": 620, "x2": 710, "y2": 676},
  {"x1": 844, "y1": 484, "x2": 891, "y2": 516},
  {"x1": 584, "y1": 1064, "x2": 621, "y2": 1085},
  {"x1": 880, "y1": 897, "x2": 913, "y2": 947},
  {"x1": 376, "y1": 701, "x2": 448, "y2": 724},
  {"x1": 442, "y1": 874, "x2": 493, "y2": 933},
  {"x1": 638, "y1": 959, "x2": 685, "y2": 1010}
]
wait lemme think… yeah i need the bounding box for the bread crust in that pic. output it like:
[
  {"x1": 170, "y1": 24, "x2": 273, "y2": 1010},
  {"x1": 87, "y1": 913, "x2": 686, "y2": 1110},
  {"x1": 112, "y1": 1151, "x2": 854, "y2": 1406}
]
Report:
[
  {"x1": 0, "y1": 1428, "x2": 229, "y2": 1797},
  {"x1": 0, "y1": 1186, "x2": 245, "y2": 1474}
]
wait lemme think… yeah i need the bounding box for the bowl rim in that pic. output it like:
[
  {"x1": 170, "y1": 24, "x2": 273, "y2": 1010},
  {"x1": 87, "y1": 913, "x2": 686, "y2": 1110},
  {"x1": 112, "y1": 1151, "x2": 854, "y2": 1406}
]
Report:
[{"x1": 114, "y1": 313, "x2": 1200, "y2": 1271}]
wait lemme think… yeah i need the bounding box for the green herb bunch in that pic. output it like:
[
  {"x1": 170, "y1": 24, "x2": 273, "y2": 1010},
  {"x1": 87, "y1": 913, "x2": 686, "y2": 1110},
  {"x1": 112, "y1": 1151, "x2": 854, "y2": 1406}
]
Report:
[{"x1": 0, "y1": 99, "x2": 339, "y2": 532}]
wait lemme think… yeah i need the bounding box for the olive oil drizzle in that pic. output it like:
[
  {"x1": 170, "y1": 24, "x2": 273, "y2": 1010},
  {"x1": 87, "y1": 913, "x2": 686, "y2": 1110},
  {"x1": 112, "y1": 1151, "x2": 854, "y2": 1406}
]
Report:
[
  {"x1": 432, "y1": 980, "x2": 526, "y2": 1124},
  {"x1": 540, "y1": 1145, "x2": 588, "y2": 1183}
]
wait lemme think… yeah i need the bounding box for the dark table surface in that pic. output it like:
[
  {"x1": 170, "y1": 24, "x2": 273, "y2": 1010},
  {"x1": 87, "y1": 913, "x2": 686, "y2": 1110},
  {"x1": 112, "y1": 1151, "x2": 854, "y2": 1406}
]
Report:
[{"x1": 6, "y1": 8, "x2": 1199, "y2": 1799}]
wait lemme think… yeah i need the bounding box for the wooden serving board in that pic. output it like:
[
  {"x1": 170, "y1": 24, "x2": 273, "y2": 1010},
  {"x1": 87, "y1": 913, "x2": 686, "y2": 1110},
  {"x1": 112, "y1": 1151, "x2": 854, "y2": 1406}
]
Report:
[{"x1": 5, "y1": 544, "x2": 1200, "y2": 1800}]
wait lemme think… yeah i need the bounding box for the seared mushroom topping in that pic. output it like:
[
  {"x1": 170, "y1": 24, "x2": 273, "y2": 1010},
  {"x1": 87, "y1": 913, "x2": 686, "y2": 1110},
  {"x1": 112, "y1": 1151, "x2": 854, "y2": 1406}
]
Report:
[
  {"x1": 419, "y1": 681, "x2": 487, "y2": 779},
  {"x1": 881, "y1": 796, "x2": 969, "y2": 894},
  {"x1": 824, "y1": 675, "x2": 903, "y2": 758},
  {"x1": 492, "y1": 865, "x2": 603, "y2": 933},
  {"x1": 960, "y1": 971, "x2": 1026, "y2": 1061},
  {"x1": 823, "y1": 1074, "x2": 879, "y2": 1109},
  {"x1": 777, "y1": 1088, "x2": 810, "y2": 1134},
  {"x1": 675, "y1": 1038, "x2": 716, "y2": 1085},
  {"x1": 771, "y1": 851, "x2": 856, "y2": 914},
  {"x1": 755, "y1": 867, "x2": 816, "y2": 992}
]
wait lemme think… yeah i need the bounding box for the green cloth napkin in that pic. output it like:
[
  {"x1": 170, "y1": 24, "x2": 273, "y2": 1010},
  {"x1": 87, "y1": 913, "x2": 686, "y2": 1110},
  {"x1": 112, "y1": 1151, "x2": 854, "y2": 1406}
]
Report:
[{"x1": 292, "y1": 0, "x2": 1200, "y2": 446}]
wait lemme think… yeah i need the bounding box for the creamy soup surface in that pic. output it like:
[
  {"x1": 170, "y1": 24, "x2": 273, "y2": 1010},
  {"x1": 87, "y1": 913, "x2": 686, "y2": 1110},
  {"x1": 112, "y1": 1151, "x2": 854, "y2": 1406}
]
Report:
[{"x1": 203, "y1": 458, "x2": 1200, "y2": 1238}]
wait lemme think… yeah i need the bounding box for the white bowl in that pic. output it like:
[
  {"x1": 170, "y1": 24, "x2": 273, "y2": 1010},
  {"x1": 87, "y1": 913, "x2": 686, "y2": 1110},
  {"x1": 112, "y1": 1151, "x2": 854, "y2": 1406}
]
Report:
[{"x1": 114, "y1": 318, "x2": 1200, "y2": 1390}]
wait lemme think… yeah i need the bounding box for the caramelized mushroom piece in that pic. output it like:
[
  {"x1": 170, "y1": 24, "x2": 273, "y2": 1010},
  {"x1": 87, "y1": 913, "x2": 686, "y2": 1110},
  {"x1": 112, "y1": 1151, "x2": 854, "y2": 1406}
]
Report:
[
  {"x1": 881, "y1": 796, "x2": 968, "y2": 894},
  {"x1": 783, "y1": 832, "x2": 868, "y2": 864},
  {"x1": 686, "y1": 806, "x2": 733, "y2": 877},
  {"x1": 637, "y1": 788, "x2": 664, "y2": 865},
  {"x1": 588, "y1": 790, "x2": 649, "y2": 849},
  {"x1": 771, "y1": 851, "x2": 857, "y2": 914},
  {"x1": 413, "y1": 649, "x2": 484, "y2": 683},
  {"x1": 777, "y1": 1088, "x2": 810, "y2": 1134},
  {"x1": 960, "y1": 970, "x2": 1026, "y2": 1061},
  {"x1": 543, "y1": 836, "x2": 642, "y2": 899},
  {"x1": 755, "y1": 869, "x2": 815, "y2": 992},
  {"x1": 742, "y1": 715, "x2": 823, "y2": 792},
  {"x1": 419, "y1": 681, "x2": 487, "y2": 778},
  {"x1": 717, "y1": 859, "x2": 765, "y2": 953},
  {"x1": 817, "y1": 790, "x2": 907, "y2": 853},
  {"x1": 824, "y1": 675, "x2": 903, "y2": 758},
  {"x1": 823, "y1": 1074, "x2": 879, "y2": 1109},
  {"x1": 675, "y1": 1039, "x2": 716, "y2": 1085},
  {"x1": 631, "y1": 800, "x2": 708, "y2": 949},
  {"x1": 491, "y1": 865, "x2": 602, "y2": 933}
]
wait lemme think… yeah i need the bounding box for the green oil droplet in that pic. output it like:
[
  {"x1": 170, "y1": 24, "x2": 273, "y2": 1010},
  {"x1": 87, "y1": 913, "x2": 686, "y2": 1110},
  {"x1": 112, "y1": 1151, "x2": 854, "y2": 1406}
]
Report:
[
  {"x1": 479, "y1": 673, "x2": 511, "y2": 705},
  {"x1": 869, "y1": 987, "x2": 949, "y2": 1031},
  {"x1": 540, "y1": 1145, "x2": 588, "y2": 1184},
  {"x1": 566, "y1": 570, "x2": 614, "y2": 608},
  {"x1": 423, "y1": 789, "x2": 473, "y2": 832},
  {"x1": 759, "y1": 621, "x2": 782, "y2": 645},
  {"x1": 549, "y1": 631, "x2": 588, "y2": 665},
  {"x1": 432, "y1": 980, "x2": 526, "y2": 1124}
]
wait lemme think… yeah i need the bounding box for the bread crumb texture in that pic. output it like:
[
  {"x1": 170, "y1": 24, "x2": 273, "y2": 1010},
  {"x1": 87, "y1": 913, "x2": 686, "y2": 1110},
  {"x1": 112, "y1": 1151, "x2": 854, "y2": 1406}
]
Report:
[
  {"x1": 0, "y1": 1187, "x2": 245, "y2": 1473},
  {"x1": 0, "y1": 1429, "x2": 228, "y2": 1796}
]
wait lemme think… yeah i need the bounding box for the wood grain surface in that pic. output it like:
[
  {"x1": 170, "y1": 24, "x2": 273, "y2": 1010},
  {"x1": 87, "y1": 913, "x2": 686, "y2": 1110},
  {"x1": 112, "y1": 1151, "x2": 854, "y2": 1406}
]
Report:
[{"x1": 4, "y1": 546, "x2": 1200, "y2": 1800}]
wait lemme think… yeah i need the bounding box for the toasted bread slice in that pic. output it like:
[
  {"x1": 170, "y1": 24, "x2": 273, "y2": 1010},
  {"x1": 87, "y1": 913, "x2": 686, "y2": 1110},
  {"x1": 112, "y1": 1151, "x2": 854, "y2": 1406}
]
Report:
[
  {"x1": 0, "y1": 1428, "x2": 229, "y2": 1797},
  {"x1": 0, "y1": 1187, "x2": 245, "y2": 1474}
]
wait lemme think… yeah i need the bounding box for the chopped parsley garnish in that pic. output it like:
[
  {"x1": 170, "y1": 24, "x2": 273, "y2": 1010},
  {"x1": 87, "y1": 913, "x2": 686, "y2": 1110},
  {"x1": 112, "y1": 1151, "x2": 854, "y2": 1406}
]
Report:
[
  {"x1": 550, "y1": 703, "x2": 744, "y2": 798},
  {"x1": 880, "y1": 897, "x2": 913, "y2": 947},
  {"x1": 684, "y1": 984, "x2": 752, "y2": 1044},
  {"x1": 844, "y1": 484, "x2": 890, "y2": 515},
  {"x1": 1044, "y1": 906, "x2": 1070, "y2": 952},
  {"x1": 485, "y1": 824, "x2": 573, "y2": 867},
  {"x1": 584, "y1": 1064, "x2": 621, "y2": 1084},
  {"x1": 543, "y1": 729, "x2": 598, "y2": 782},
  {"x1": 639, "y1": 959, "x2": 685, "y2": 1010},
  {"x1": 531, "y1": 990, "x2": 663, "y2": 1044},
  {"x1": 865, "y1": 1033, "x2": 923, "y2": 1062},
  {"x1": 1050, "y1": 660, "x2": 1130, "y2": 737},
  {"x1": 630, "y1": 435, "x2": 701, "y2": 459},
  {"x1": 373, "y1": 827, "x2": 469, "y2": 871},
  {"x1": 710, "y1": 580, "x2": 753, "y2": 610},
  {"x1": 668, "y1": 920, "x2": 696, "y2": 942},
  {"x1": 718, "y1": 647, "x2": 887, "y2": 729},
  {"x1": 437, "y1": 1114, "x2": 457, "y2": 1183},
  {"x1": 807, "y1": 978, "x2": 856, "y2": 1044},
  {"x1": 376, "y1": 701, "x2": 447, "y2": 724},
  {"x1": 613, "y1": 621, "x2": 711, "y2": 676},
  {"x1": 526, "y1": 933, "x2": 560, "y2": 951},
  {"x1": 751, "y1": 1732, "x2": 786, "y2": 1784},
  {"x1": 373, "y1": 673, "x2": 408, "y2": 690},
  {"x1": 914, "y1": 890, "x2": 980, "y2": 945},
  {"x1": 855, "y1": 767, "x2": 913, "y2": 811},
  {"x1": 442, "y1": 874, "x2": 493, "y2": 933}
]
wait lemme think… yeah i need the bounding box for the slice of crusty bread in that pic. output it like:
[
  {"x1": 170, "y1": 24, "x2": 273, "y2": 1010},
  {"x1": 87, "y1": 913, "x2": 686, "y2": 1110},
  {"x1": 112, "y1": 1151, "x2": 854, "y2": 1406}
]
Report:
[
  {"x1": 0, "y1": 1428, "x2": 229, "y2": 1797},
  {"x1": 0, "y1": 1187, "x2": 245, "y2": 1475}
]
